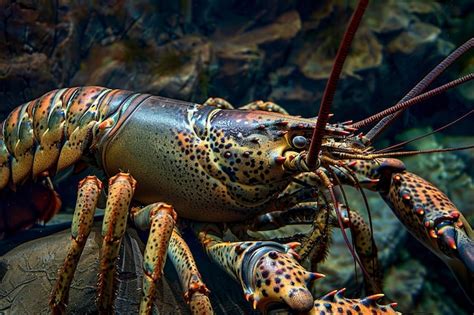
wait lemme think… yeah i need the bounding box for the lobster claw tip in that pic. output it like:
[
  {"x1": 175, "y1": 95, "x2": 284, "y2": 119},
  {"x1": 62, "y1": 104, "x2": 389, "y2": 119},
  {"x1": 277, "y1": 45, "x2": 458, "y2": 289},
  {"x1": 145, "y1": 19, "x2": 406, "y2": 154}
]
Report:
[
  {"x1": 437, "y1": 224, "x2": 474, "y2": 304},
  {"x1": 454, "y1": 226, "x2": 474, "y2": 274},
  {"x1": 437, "y1": 225, "x2": 457, "y2": 250},
  {"x1": 305, "y1": 271, "x2": 325, "y2": 283}
]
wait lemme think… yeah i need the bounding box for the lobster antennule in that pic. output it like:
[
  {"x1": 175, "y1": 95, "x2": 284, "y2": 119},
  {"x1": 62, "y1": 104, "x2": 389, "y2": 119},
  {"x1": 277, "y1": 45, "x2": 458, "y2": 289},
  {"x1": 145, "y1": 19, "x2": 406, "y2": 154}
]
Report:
[
  {"x1": 350, "y1": 73, "x2": 474, "y2": 129},
  {"x1": 333, "y1": 145, "x2": 474, "y2": 161},
  {"x1": 371, "y1": 145, "x2": 474, "y2": 158},
  {"x1": 364, "y1": 37, "x2": 474, "y2": 141},
  {"x1": 306, "y1": 0, "x2": 369, "y2": 169},
  {"x1": 377, "y1": 109, "x2": 473, "y2": 153}
]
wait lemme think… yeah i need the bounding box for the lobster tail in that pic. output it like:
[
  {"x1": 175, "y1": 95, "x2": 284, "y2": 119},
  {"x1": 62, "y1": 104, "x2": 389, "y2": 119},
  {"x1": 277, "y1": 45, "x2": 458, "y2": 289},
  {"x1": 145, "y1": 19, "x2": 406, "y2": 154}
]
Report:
[
  {"x1": 0, "y1": 180, "x2": 62, "y2": 237},
  {"x1": 0, "y1": 86, "x2": 138, "y2": 235},
  {"x1": 0, "y1": 87, "x2": 96, "y2": 187}
]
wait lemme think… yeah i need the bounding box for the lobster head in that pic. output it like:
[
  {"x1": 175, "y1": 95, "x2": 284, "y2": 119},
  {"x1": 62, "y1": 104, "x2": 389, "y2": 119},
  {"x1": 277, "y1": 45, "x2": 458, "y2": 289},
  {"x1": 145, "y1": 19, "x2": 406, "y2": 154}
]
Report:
[{"x1": 203, "y1": 108, "x2": 350, "y2": 186}]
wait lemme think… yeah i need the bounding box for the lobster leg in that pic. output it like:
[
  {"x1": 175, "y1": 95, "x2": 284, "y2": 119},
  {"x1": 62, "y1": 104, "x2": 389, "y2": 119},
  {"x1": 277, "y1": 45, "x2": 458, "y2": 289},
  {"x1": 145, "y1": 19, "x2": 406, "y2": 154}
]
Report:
[
  {"x1": 251, "y1": 201, "x2": 383, "y2": 295},
  {"x1": 332, "y1": 204, "x2": 383, "y2": 295},
  {"x1": 97, "y1": 172, "x2": 137, "y2": 314},
  {"x1": 248, "y1": 202, "x2": 332, "y2": 276},
  {"x1": 347, "y1": 158, "x2": 474, "y2": 302},
  {"x1": 203, "y1": 96, "x2": 289, "y2": 114},
  {"x1": 251, "y1": 202, "x2": 332, "y2": 267},
  {"x1": 196, "y1": 223, "x2": 323, "y2": 312},
  {"x1": 167, "y1": 228, "x2": 213, "y2": 314},
  {"x1": 203, "y1": 97, "x2": 235, "y2": 109},
  {"x1": 311, "y1": 288, "x2": 399, "y2": 314},
  {"x1": 239, "y1": 100, "x2": 289, "y2": 115},
  {"x1": 130, "y1": 202, "x2": 177, "y2": 314},
  {"x1": 49, "y1": 176, "x2": 102, "y2": 314}
]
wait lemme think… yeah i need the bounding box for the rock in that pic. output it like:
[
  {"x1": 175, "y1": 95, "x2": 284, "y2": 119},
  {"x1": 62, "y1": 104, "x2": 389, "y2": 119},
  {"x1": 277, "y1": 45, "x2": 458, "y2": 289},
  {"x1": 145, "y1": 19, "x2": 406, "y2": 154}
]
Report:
[
  {"x1": 223, "y1": 11, "x2": 301, "y2": 47},
  {"x1": 292, "y1": 26, "x2": 382, "y2": 80},
  {"x1": 383, "y1": 258, "x2": 426, "y2": 310},
  {"x1": 210, "y1": 10, "x2": 301, "y2": 103},
  {"x1": 387, "y1": 22, "x2": 441, "y2": 54},
  {"x1": 72, "y1": 36, "x2": 211, "y2": 101},
  {"x1": 0, "y1": 225, "x2": 187, "y2": 314},
  {"x1": 0, "y1": 54, "x2": 56, "y2": 116}
]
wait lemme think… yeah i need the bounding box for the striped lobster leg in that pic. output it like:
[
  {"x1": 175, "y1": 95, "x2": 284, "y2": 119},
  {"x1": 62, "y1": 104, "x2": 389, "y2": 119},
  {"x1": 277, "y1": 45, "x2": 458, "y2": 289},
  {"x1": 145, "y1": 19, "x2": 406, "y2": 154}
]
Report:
[
  {"x1": 167, "y1": 228, "x2": 213, "y2": 314},
  {"x1": 49, "y1": 176, "x2": 103, "y2": 313},
  {"x1": 131, "y1": 202, "x2": 177, "y2": 315},
  {"x1": 132, "y1": 202, "x2": 214, "y2": 314},
  {"x1": 48, "y1": 172, "x2": 136, "y2": 314},
  {"x1": 96, "y1": 173, "x2": 136, "y2": 314}
]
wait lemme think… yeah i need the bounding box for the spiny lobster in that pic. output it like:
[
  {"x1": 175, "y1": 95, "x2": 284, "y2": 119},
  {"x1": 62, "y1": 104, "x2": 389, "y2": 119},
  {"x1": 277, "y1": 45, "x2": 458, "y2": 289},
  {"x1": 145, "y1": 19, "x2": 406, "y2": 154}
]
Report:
[{"x1": 0, "y1": 0, "x2": 473, "y2": 314}]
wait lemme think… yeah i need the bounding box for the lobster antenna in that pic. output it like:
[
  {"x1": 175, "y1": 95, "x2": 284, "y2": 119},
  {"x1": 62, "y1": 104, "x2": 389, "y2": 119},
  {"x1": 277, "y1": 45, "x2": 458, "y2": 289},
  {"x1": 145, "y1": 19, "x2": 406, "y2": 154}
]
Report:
[
  {"x1": 325, "y1": 174, "x2": 372, "y2": 281},
  {"x1": 306, "y1": 0, "x2": 369, "y2": 169},
  {"x1": 377, "y1": 109, "x2": 473, "y2": 153},
  {"x1": 364, "y1": 37, "x2": 474, "y2": 141},
  {"x1": 331, "y1": 164, "x2": 377, "y2": 274},
  {"x1": 350, "y1": 73, "x2": 474, "y2": 129},
  {"x1": 329, "y1": 170, "x2": 361, "y2": 284},
  {"x1": 329, "y1": 166, "x2": 375, "y2": 284}
]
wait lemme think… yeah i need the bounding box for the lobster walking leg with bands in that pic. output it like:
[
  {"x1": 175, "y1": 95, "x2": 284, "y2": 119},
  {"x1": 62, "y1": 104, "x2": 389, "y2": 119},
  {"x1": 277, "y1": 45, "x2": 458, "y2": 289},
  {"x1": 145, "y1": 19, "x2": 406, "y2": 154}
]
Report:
[
  {"x1": 96, "y1": 173, "x2": 136, "y2": 314},
  {"x1": 239, "y1": 100, "x2": 289, "y2": 115},
  {"x1": 167, "y1": 228, "x2": 213, "y2": 315},
  {"x1": 49, "y1": 176, "x2": 102, "y2": 314},
  {"x1": 130, "y1": 202, "x2": 177, "y2": 315},
  {"x1": 331, "y1": 205, "x2": 383, "y2": 295}
]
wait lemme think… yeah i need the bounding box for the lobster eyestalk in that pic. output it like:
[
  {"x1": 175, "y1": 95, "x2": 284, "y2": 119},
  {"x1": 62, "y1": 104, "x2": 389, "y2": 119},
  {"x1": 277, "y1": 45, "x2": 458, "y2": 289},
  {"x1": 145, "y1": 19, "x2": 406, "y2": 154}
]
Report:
[{"x1": 306, "y1": 0, "x2": 369, "y2": 169}]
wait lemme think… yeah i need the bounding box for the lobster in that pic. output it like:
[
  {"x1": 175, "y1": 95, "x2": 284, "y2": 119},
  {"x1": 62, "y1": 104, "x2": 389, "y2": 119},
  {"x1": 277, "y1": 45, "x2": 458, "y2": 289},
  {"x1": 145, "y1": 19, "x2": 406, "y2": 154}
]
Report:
[{"x1": 0, "y1": 0, "x2": 473, "y2": 314}]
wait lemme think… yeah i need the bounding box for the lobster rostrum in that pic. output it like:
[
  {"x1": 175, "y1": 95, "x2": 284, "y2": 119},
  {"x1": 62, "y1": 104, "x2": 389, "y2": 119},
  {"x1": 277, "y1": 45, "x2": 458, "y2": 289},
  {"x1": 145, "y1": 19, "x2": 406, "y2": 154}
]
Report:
[{"x1": 0, "y1": 0, "x2": 473, "y2": 313}]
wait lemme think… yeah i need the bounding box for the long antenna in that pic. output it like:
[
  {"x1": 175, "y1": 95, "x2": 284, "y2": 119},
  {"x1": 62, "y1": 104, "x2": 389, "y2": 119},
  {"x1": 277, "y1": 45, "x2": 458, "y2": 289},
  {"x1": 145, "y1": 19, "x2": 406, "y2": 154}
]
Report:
[
  {"x1": 306, "y1": 0, "x2": 369, "y2": 169},
  {"x1": 365, "y1": 37, "x2": 474, "y2": 141},
  {"x1": 350, "y1": 73, "x2": 474, "y2": 129},
  {"x1": 377, "y1": 109, "x2": 473, "y2": 153}
]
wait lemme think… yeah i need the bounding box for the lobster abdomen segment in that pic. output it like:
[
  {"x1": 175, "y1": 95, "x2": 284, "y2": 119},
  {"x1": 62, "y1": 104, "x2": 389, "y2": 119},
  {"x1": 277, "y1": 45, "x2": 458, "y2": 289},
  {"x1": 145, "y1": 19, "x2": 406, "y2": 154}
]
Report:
[
  {"x1": 0, "y1": 87, "x2": 140, "y2": 235},
  {"x1": 0, "y1": 87, "x2": 141, "y2": 189}
]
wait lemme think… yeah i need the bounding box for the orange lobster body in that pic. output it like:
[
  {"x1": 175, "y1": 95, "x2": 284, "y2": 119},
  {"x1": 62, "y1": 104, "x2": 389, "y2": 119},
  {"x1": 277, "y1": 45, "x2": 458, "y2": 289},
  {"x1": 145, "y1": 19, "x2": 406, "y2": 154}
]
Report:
[{"x1": 0, "y1": 86, "x2": 348, "y2": 224}]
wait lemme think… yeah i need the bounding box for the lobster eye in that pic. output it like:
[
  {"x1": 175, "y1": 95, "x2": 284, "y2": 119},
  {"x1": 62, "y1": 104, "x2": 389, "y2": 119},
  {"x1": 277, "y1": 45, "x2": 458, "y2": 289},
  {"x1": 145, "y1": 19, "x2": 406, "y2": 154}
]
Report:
[{"x1": 292, "y1": 136, "x2": 307, "y2": 149}]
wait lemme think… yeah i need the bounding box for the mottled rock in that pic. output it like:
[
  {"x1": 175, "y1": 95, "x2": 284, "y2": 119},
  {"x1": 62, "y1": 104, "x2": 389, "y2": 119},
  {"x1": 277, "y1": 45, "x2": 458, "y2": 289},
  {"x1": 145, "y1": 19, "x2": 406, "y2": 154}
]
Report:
[
  {"x1": 0, "y1": 53, "x2": 58, "y2": 119},
  {"x1": 72, "y1": 36, "x2": 211, "y2": 101},
  {"x1": 383, "y1": 258, "x2": 426, "y2": 310},
  {"x1": 0, "y1": 225, "x2": 187, "y2": 314},
  {"x1": 292, "y1": 26, "x2": 382, "y2": 80},
  {"x1": 387, "y1": 22, "x2": 441, "y2": 54},
  {"x1": 210, "y1": 10, "x2": 301, "y2": 103}
]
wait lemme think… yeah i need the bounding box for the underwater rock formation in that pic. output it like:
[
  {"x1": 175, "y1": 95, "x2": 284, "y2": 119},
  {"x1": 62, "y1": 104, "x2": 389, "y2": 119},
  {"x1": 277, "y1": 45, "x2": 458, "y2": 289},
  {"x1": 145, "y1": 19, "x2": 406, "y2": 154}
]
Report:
[
  {"x1": 0, "y1": 225, "x2": 190, "y2": 314},
  {"x1": 1, "y1": 0, "x2": 471, "y2": 122}
]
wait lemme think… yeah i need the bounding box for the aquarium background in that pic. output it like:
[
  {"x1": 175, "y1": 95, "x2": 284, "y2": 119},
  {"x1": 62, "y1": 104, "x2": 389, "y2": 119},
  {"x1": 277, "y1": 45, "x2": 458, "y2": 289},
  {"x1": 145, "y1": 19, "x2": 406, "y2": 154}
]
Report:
[{"x1": 0, "y1": 0, "x2": 473, "y2": 314}]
